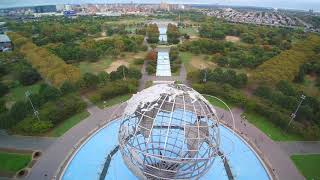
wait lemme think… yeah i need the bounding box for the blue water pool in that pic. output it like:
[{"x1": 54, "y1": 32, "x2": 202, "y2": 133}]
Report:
[
  {"x1": 61, "y1": 118, "x2": 271, "y2": 180},
  {"x1": 156, "y1": 51, "x2": 171, "y2": 76},
  {"x1": 159, "y1": 27, "x2": 167, "y2": 42}
]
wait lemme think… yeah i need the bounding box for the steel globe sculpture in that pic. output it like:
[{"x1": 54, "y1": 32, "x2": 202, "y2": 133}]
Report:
[{"x1": 119, "y1": 84, "x2": 221, "y2": 180}]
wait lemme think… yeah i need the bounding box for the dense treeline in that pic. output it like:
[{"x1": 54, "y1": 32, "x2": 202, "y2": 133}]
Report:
[
  {"x1": 179, "y1": 39, "x2": 279, "y2": 68},
  {"x1": 193, "y1": 82, "x2": 320, "y2": 140},
  {"x1": 254, "y1": 80, "x2": 320, "y2": 125},
  {"x1": 146, "y1": 50, "x2": 158, "y2": 75},
  {"x1": 167, "y1": 23, "x2": 180, "y2": 44},
  {"x1": 199, "y1": 68, "x2": 248, "y2": 88},
  {"x1": 216, "y1": 45, "x2": 280, "y2": 68},
  {"x1": 179, "y1": 39, "x2": 232, "y2": 54},
  {"x1": 90, "y1": 79, "x2": 139, "y2": 103},
  {"x1": 295, "y1": 57, "x2": 320, "y2": 87},
  {"x1": 8, "y1": 32, "x2": 81, "y2": 87},
  {"x1": 199, "y1": 20, "x2": 297, "y2": 50},
  {"x1": 169, "y1": 47, "x2": 181, "y2": 73},
  {"x1": 47, "y1": 35, "x2": 146, "y2": 63},
  {"x1": 0, "y1": 83, "x2": 86, "y2": 133},
  {"x1": 12, "y1": 94, "x2": 86, "y2": 135},
  {"x1": 147, "y1": 24, "x2": 160, "y2": 44},
  {"x1": 253, "y1": 34, "x2": 320, "y2": 84}
]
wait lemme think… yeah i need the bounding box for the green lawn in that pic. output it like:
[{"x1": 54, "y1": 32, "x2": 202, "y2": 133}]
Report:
[
  {"x1": 78, "y1": 57, "x2": 113, "y2": 75},
  {"x1": 291, "y1": 154, "x2": 320, "y2": 179},
  {"x1": 0, "y1": 152, "x2": 31, "y2": 173},
  {"x1": 97, "y1": 94, "x2": 132, "y2": 109},
  {"x1": 6, "y1": 83, "x2": 41, "y2": 103},
  {"x1": 48, "y1": 111, "x2": 90, "y2": 137},
  {"x1": 243, "y1": 112, "x2": 303, "y2": 141},
  {"x1": 180, "y1": 52, "x2": 194, "y2": 72},
  {"x1": 179, "y1": 27, "x2": 199, "y2": 37},
  {"x1": 205, "y1": 96, "x2": 231, "y2": 110}
]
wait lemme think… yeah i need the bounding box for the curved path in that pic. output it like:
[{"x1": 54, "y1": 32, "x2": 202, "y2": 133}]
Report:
[
  {"x1": 1, "y1": 81, "x2": 318, "y2": 180},
  {"x1": 277, "y1": 141, "x2": 320, "y2": 155},
  {"x1": 20, "y1": 94, "x2": 320, "y2": 180},
  {"x1": 215, "y1": 107, "x2": 304, "y2": 180},
  {"x1": 26, "y1": 103, "x2": 126, "y2": 180},
  {"x1": 0, "y1": 135, "x2": 55, "y2": 152}
]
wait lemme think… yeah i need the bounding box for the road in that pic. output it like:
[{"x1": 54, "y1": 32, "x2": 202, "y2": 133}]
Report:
[{"x1": 26, "y1": 103, "x2": 126, "y2": 180}]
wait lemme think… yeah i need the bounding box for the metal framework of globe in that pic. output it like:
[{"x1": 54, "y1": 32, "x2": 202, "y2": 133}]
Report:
[{"x1": 118, "y1": 84, "x2": 221, "y2": 180}]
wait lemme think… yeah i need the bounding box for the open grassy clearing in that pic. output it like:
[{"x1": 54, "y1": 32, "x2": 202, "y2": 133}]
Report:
[
  {"x1": 298, "y1": 75, "x2": 320, "y2": 97},
  {"x1": 180, "y1": 52, "x2": 216, "y2": 73},
  {"x1": 204, "y1": 95, "x2": 233, "y2": 110},
  {"x1": 291, "y1": 154, "x2": 320, "y2": 179},
  {"x1": 105, "y1": 60, "x2": 129, "y2": 73},
  {"x1": 48, "y1": 110, "x2": 90, "y2": 137},
  {"x1": 243, "y1": 112, "x2": 303, "y2": 141},
  {"x1": 78, "y1": 57, "x2": 113, "y2": 75},
  {"x1": 179, "y1": 27, "x2": 199, "y2": 37},
  {"x1": 225, "y1": 36, "x2": 240, "y2": 43},
  {"x1": 78, "y1": 52, "x2": 147, "y2": 75},
  {"x1": 5, "y1": 83, "x2": 41, "y2": 103},
  {"x1": 0, "y1": 152, "x2": 31, "y2": 173},
  {"x1": 95, "y1": 94, "x2": 132, "y2": 109}
]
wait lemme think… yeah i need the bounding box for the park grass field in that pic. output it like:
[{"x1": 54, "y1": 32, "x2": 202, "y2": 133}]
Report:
[
  {"x1": 5, "y1": 83, "x2": 41, "y2": 103},
  {"x1": 205, "y1": 95, "x2": 232, "y2": 110},
  {"x1": 291, "y1": 154, "x2": 320, "y2": 179},
  {"x1": 0, "y1": 152, "x2": 31, "y2": 173},
  {"x1": 49, "y1": 111, "x2": 90, "y2": 137},
  {"x1": 179, "y1": 27, "x2": 199, "y2": 38},
  {"x1": 95, "y1": 94, "x2": 132, "y2": 109},
  {"x1": 243, "y1": 112, "x2": 303, "y2": 141},
  {"x1": 78, "y1": 52, "x2": 147, "y2": 75},
  {"x1": 180, "y1": 52, "x2": 216, "y2": 73},
  {"x1": 78, "y1": 57, "x2": 113, "y2": 75}
]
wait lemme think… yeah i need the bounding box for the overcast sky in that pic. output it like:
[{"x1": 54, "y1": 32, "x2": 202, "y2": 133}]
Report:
[{"x1": 1, "y1": 0, "x2": 320, "y2": 11}]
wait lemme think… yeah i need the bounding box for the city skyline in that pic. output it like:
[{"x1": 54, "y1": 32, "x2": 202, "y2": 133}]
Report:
[{"x1": 1, "y1": 0, "x2": 320, "y2": 11}]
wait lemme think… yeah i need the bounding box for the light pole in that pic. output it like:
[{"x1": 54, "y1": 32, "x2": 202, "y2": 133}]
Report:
[
  {"x1": 202, "y1": 66, "x2": 207, "y2": 83},
  {"x1": 287, "y1": 94, "x2": 306, "y2": 128},
  {"x1": 122, "y1": 66, "x2": 126, "y2": 80},
  {"x1": 25, "y1": 91, "x2": 40, "y2": 121}
]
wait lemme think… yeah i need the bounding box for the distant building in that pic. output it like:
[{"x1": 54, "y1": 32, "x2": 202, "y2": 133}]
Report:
[
  {"x1": 33, "y1": 5, "x2": 56, "y2": 13},
  {"x1": 309, "y1": 9, "x2": 314, "y2": 14},
  {"x1": 0, "y1": 22, "x2": 8, "y2": 34},
  {"x1": 65, "y1": 5, "x2": 73, "y2": 11},
  {"x1": 63, "y1": 10, "x2": 77, "y2": 16},
  {"x1": 0, "y1": 34, "x2": 12, "y2": 52},
  {"x1": 160, "y1": 2, "x2": 170, "y2": 11}
]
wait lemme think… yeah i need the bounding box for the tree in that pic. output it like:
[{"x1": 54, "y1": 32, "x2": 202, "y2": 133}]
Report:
[
  {"x1": 276, "y1": 80, "x2": 297, "y2": 96},
  {"x1": 167, "y1": 23, "x2": 180, "y2": 44},
  {"x1": 8, "y1": 32, "x2": 81, "y2": 87},
  {"x1": 60, "y1": 81, "x2": 77, "y2": 95},
  {"x1": 83, "y1": 73, "x2": 99, "y2": 88},
  {"x1": 18, "y1": 68, "x2": 41, "y2": 86},
  {"x1": 9, "y1": 101, "x2": 30, "y2": 121},
  {"x1": 0, "y1": 83, "x2": 8, "y2": 96},
  {"x1": 97, "y1": 72, "x2": 110, "y2": 85},
  {"x1": 147, "y1": 24, "x2": 160, "y2": 44},
  {"x1": 0, "y1": 100, "x2": 7, "y2": 113},
  {"x1": 241, "y1": 33, "x2": 256, "y2": 44},
  {"x1": 146, "y1": 50, "x2": 157, "y2": 61},
  {"x1": 39, "y1": 84, "x2": 61, "y2": 102}
]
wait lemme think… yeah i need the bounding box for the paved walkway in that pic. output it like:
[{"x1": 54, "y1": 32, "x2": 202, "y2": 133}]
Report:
[
  {"x1": 139, "y1": 62, "x2": 188, "y2": 90},
  {"x1": 0, "y1": 135, "x2": 55, "y2": 152},
  {"x1": 26, "y1": 103, "x2": 126, "y2": 180},
  {"x1": 277, "y1": 141, "x2": 320, "y2": 155},
  {"x1": 215, "y1": 107, "x2": 304, "y2": 180}
]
